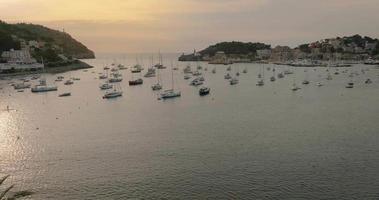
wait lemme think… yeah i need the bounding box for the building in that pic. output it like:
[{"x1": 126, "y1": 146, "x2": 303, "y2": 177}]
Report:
[
  {"x1": 1, "y1": 49, "x2": 35, "y2": 63},
  {"x1": 256, "y1": 49, "x2": 271, "y2": 60},
  {"x1": 270, "y1": 46, "x2": 293, "y2": 61},
  {"x1": 0, "y1": 49, "x2": 43, "y2": 72}
]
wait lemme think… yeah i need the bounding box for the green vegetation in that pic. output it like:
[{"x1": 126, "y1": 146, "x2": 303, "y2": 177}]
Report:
[
  {"x1": 298, "y1": 44, "x2": 311, "y2": 54},
  {"x1": 199, "y1": 41, "x2": 270, "y2": 56},
  {"x1": 179, "y1": 41, "x2": 271, "y2": 61},
  {"x1": 0, "y1": 20, "x2": 95, "y2": 63}
]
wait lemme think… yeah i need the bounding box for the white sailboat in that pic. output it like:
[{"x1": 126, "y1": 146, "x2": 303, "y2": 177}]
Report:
[
  {"x1": 103, "y1": 83, "x2": 122, "y2": 99},
  {"x1": 152, "y1": 61, "x2": 163, "y2": 90},
  {"x1": 160, "y1": 66, "x2": 181, "y2": 99},
  {"x1": 31, "y1": 58, "x2": 58, "y2": 93},
  {"x1": 256, "y1": 65, "x2": 264, "y2": 86}
]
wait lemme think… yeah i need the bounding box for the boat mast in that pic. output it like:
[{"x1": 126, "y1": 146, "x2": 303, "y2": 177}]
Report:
[{"x1": 171, "y1": 63, "x2": 174, "y2": 90}]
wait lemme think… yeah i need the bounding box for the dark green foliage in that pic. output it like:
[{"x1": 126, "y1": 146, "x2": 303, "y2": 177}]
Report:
[
  {"x1": 343, "y1": 34, "x2": 365, "y2": 47},
  {"x1": 199, "y1": 41, "x2": 270, "y2": 56},
  {"x1": 372, "y1": 43, "x2": 379, "y2": 55},
  {"x1": 0, "y1": 31, "x2": 20, "y2": 53},
  {"x1": 299, "y1": 44, "x2": 311, "y2": 53}
]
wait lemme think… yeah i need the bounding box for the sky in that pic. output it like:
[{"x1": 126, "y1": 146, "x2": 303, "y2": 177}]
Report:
[{"x1": 1, "y1": 0, "x2": 379, "y2": 53}]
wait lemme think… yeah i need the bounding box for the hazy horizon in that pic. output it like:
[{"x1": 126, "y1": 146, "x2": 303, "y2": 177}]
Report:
[{"x1": 2, "y1": 0, "x2": 379, "y2": 53}]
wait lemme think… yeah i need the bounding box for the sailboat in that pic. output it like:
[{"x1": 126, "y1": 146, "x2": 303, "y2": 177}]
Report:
[
  {"x1": 160, "y1": 67, "x2": 181, "y2": 99},
  {"x1": 100, "y1": 83, "x2": 113, "y2": 90},
  {"x1": 99, "y1": 68, "x2": 108, "y2": 79},
  {"x1": 230, "y1": 77, "x2": 239, "y2": 85},
  {"x1": 152, "y1": 61, "x2": 162, "y2": 90},
  {"x1": 270, "y1": 67, "x2": 276, "y2": 82},
  {"x1": 144, "y1": 56, "x2": 156, "y2": 77},
  {"x1": 183, "y1": 65, "x2": 192, "y2": 74},
  {"x1": 256, "y1": 65, "x2": 264, "y2": 86},
  {"x1": 302, "y1": 69, "x2": 310, "y2": 84},
  {"x1": 154, "y1": 51, "x2": 166, "y2": 69},
  {"x1": 31, "y1": 58, "x2": 58, "y2": 93},
  {"x1": 109, "y1": 72, "x2": 123, "y2": 83},
  {"x1": 242, "y1": 67, "x2": 247, "y2": 73},
  {"x1": 345, "y1": 71, "x2": 354, "y2": 88},
  {"x1": 291, "y1": 77, "x2": 301, "y2": 91},
  {"x1": 103, "y1": 83, "x2": 122, "y2": 99}
]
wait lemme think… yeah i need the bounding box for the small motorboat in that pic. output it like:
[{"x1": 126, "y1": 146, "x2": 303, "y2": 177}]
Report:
[
  {"x1": 99, "y1": 74, "x2": 108, "y2": 79},
  {"x1": 109, "y1": 77, "x2": 123, "y2": 83},
  {"x1": 346, "y1": 82, "x2": 354, "y2": 88},
  {"x1": 291, "y1": 84, "x2": 301, "y2": 91},
  {"x1": 316, "y1": 82, "x2": 323, "y2": 87},
  {"x1": 59, "y1": 92, "x2": 71, "y2": 97},
  {"x1": 256, "y1": 79, "x2": 264, "y2": 86},
  {"x1": 64, "y1": 80, "x2": 74, "y2": 85},
  {"x1": 230, "y1": 78, "x2": 239, "y2": 85},
  {"x1": 183, "y1": 66, "x2": 192, "y2": 74},
  {"x1": 199, "y1": 87, "x2": 210, "y2": 96},
  {"x1": 270, "y1": 76, "x2": 276, "y2": 82},
  {"x1": 184, "y1": 75, "x2": 191, "y2": 80},
  {"x1": 302, "y1": 80, "x2": 310, "y2": 85},
  {"x1": 190, "y1": 78, "x2": 203, "y2": 86},
  {"x1": 151, "y1": 83, "x2": 162, "y2": 91},
  {"x1": 192, "y1": 70, "x2": 202, "y2": 76},
  {"x1": 129, "y1": 78, "x2": 143, "y2": 86},
  {"x1": 224, "y1": 73, "x2": 232, "y2": 79},
  {"x1": 100, "y1": 83, "x2": 113, "y2": 90}
]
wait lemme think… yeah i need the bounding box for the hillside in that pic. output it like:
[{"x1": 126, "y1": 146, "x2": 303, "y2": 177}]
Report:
[
  {"x1": 179, "y1": 41, "x2": 271, "y2": 61},
  {"x1": 0, "y1": 21, "x2": 95, "y2": 62}
]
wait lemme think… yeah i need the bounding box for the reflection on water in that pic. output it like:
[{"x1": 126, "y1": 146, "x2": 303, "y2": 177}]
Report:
[{"x1": 1, "y1": 54, "x2": 379, "y2": 199}]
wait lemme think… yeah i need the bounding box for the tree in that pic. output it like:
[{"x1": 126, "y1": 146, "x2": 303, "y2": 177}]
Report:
[{"x1": 299, "y1": 44, "x2": 311, "y2": 53}]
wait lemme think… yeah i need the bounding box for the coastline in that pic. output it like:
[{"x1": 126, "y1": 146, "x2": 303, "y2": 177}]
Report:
[{"x1": 0, "y1": 60, "x2": 93, "y2": 77}]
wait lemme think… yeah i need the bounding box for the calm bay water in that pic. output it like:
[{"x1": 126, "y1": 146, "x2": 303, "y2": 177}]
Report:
[{"x1": 1, "y1": 54, "x2": 379, "y2": 199}]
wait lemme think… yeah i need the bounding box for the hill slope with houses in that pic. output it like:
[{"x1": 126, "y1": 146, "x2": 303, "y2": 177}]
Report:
[
  {"x1": 0, "y1": 21, "x2": 95, "y2": 74},
  {"x1": 179, "y1": 35, "x2": 379, "y2": 64}
]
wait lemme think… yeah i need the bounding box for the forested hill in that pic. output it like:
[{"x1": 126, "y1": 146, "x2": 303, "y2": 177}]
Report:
[
  {"x1": 179, "y1": 41, "x2": 270, "y2": 61},
  {"x1": 0, "y1": 21, "x2": 95, "y2": 61}
]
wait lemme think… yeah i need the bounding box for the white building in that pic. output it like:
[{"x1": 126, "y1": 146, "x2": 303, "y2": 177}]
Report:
[{"x1": 0, "y1": 49, "x2": 43, "y2": 72}]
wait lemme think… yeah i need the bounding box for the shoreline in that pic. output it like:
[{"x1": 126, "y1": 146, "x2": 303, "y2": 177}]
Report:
[{"x1": 0, "y1": 60, "x2": 93, "y2": 78}]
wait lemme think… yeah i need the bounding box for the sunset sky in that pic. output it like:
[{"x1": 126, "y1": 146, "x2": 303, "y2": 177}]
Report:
[{"x1": 1, "y1": 0, "x2": 379, "y2": 53}]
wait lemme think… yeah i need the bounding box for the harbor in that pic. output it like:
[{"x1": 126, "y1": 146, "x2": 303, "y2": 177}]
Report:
[{"x1": 1, "y1": 54, "x2": 379, "y2": 199}]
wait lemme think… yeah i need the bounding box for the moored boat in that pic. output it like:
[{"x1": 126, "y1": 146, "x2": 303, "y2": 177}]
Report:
[
  {"x1": 199, "y1": 87, "x2": 210, "y2": 96},
  {"x1": 129, "y1": 78, "x2": 143, "y2": 86}
]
